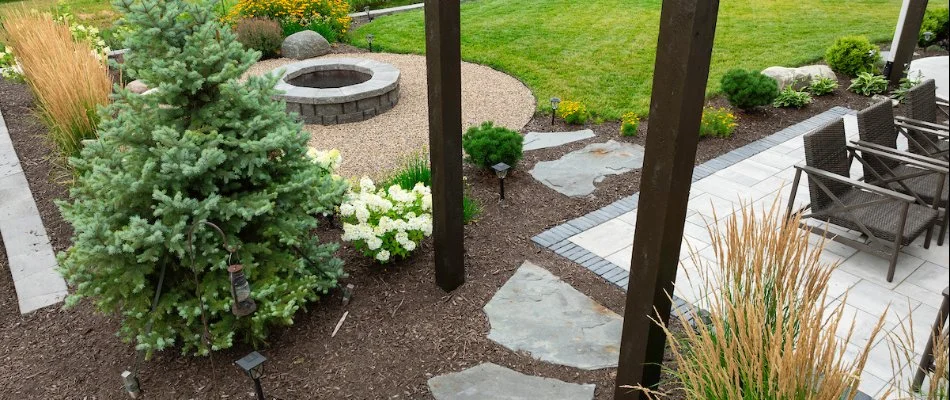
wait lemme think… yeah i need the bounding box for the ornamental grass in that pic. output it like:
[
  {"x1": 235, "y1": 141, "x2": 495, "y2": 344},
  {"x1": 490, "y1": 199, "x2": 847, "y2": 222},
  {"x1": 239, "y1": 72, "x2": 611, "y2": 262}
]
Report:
[
  {"x1": 1, "y1": 10, "x2": 111, "y2": 160},
  {"x1": 636, "y1": 199, "x2": 884, "y2": 400},
  {"x1": 887, "y1": 311, "x2": 949, "y2": 399}
]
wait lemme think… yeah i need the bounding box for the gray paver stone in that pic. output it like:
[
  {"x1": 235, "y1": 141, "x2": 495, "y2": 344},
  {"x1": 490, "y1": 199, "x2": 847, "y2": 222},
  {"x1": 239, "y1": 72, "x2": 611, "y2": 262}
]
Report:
[
  {"x1": 529, "y1": 140, "x2": 645, "y2": 197},
  {"x1": 427, "y1": 363, "x2": 595, "y2": 400},
  {"x1": 523, "y1": 129, "x2": 596, "y2": 151},
  {"x1": 484, "y1": 261, "x2": 623, "y2": 369}
]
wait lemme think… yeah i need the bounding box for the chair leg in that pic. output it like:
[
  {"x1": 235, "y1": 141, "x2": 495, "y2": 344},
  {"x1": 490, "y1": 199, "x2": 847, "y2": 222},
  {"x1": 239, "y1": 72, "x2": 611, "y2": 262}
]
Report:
[
  {"x1": 939, "y1": 210, "x2": 948, "y2": 247},
  {"x1": 889, "y1": 204, "x2": 910, "y2": 283},
  {"x1": 887, "y1": 245, "x2": 901, "y2": 283},
  {"x1": 924, "y1": 225, "x2": 933, "y2": 250}
]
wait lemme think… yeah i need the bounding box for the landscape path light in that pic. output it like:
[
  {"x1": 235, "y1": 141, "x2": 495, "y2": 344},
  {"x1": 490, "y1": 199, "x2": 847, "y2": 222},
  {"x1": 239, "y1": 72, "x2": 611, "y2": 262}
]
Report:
[
  {"x1": 367, "y1": 34, "x2": 375, "y2": 53},
  {"x1": 492, "y1": 162, "x2": 511, "y2": 200},
  {"x1": 550, "y1": 97, "x2": 561, "y2": 125},
  {"x1": 236, "y1": 351, "x2": 267, "y2": 400}
]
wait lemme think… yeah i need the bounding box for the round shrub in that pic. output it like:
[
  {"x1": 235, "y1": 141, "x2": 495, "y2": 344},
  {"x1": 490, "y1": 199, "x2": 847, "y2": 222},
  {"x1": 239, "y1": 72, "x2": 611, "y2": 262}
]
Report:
[
  {"x1": 720, "y1": 69, "x2": 779, "y2": 110},
  {"x1": 235, "y1": 18, "x2": 284, "y2": 59},
  {"x1": 919, "y1": 7, "x2": 949, "y2": 47},
  {"x1": 462, "y1": 121, "x2": 524, "y2": 169},
  {"x1": 825, "y1": 36, "x2": 879, "y2": 77}
]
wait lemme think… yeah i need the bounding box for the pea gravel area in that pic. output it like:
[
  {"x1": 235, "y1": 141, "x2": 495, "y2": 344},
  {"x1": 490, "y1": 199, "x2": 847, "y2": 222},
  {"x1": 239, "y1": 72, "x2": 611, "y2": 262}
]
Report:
[{"x1": 246, "y1": 53, "x2": 535, "y2": 179}]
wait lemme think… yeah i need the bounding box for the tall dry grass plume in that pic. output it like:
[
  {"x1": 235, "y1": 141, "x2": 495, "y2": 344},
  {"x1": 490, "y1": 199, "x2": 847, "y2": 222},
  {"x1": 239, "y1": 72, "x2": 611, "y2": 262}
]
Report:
[
  {"x1": 887, "y1": 307, "x2": 948, "y2": 399},
  {"x1": 1, "y1": 9, "x2": 110, "y2": 159},
  {"x1": 638, "y1": 199, "x2": 885, "y2": 399}
]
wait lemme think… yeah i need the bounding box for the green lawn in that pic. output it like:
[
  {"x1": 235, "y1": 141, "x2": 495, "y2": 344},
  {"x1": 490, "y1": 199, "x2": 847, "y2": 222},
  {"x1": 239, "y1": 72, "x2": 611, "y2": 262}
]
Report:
[{"x1": 353, "y1": 0, "x2": 909, "y2": 119}]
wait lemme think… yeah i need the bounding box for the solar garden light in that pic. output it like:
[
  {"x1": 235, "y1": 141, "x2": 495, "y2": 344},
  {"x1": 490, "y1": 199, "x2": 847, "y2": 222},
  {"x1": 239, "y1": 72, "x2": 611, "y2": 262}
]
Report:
[
  {"x1": 924, "y1": 31, "x2": 934, "y2": 42},
  {"x1": 367, "y1": 34, "x2": 375, "y2": 53},
  {"x1": 236, "y1": 351, "x2": 267, "y2": 400},
  {"x1": 550, "y1": 97, "x2": 561, "y2": 125},
  {"x1": 365, "y1": 6, "x2": 373, "y2": 21},
  {"x1": 492, "y1": 162, "x2": 511, "y2": 200}
]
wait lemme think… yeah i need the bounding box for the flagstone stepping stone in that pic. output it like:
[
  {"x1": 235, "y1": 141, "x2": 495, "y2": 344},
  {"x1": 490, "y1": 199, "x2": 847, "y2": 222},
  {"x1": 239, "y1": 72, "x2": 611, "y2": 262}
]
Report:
[
  {"x1": 484, "y1": 261, "x2": 622, "y2": 370},
  {"x1": 529, "y1": 140, "x2": 645, "y2": 197},
  {"x1": 427, "y1": 363, "x2": 595, "y2": 400},
  {"x1": 523, "y1": 129, "x2": 595, "y2": 151}
]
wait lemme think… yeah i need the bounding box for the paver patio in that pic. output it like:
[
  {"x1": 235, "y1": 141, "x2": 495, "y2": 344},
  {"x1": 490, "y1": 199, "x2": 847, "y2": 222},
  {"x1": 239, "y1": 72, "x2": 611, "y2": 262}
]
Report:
[{"x1": 533, "y1": 107, "x2": 949, "y2": 398}]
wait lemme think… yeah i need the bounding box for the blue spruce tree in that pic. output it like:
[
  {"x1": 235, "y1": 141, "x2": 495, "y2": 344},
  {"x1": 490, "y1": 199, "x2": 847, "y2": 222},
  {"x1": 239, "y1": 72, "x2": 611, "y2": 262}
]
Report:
[{"x1": 58, "y1": 0, "x2": 348, "y2": 355}]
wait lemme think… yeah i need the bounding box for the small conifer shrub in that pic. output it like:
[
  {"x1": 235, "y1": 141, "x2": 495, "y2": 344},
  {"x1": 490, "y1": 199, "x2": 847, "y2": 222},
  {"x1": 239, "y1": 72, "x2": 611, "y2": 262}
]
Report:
[
  {"x1": 462, "y1": 121, "x2": 524, "y2": 169},
  {"x1": 58, "y1": 0, "x2": 348, "y2": 356},
  {"x1": 720, "y1": 69, "x2": 778, "y2": 110}
]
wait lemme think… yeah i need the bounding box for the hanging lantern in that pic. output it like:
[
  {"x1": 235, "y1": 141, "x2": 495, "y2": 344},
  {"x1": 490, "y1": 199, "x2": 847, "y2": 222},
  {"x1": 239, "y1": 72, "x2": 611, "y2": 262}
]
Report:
[{"x1": 228, "y1": 263, "x2": 257, "y2": 317}]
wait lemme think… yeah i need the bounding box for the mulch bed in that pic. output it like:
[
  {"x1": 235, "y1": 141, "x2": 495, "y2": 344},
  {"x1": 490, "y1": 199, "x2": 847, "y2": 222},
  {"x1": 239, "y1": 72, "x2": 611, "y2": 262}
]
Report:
[{"x1": 0, "y1": 52, "x2": 940, "y2": 399}]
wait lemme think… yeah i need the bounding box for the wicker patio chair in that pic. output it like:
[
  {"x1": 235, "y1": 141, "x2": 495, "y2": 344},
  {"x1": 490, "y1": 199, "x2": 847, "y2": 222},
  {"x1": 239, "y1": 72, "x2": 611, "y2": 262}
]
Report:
[
  {"x1": 858, "y1": 99, "x2": 949, "y2": 163},
  {"x1": 895, "y1": 80, "x2": 949, "y2": 159},
  {"x1": 912, "y1": 287, "x2": 949, "y2": 392},
  {"x1": 785, "y1": 118, "x2": 939, "y2": 282},
  {"x1": 903, "y1": 79, "x2": 949, "y2": 128},
  {"x1": 851, "y1": 106, "x2": 949, "y2": 246}
]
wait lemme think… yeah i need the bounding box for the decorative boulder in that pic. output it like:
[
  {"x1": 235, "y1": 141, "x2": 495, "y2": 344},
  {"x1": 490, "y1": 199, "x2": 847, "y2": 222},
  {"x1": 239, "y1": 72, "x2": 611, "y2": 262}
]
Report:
[
  {"x1": 281, "y1": 30, "x2": 331, "y2": 60},
  {"x1": 125, "y1": 79, "x2": 149, "y2": 94},
  {"x1": 761, "y1": 65, "x2": 836, "y2": 90}
]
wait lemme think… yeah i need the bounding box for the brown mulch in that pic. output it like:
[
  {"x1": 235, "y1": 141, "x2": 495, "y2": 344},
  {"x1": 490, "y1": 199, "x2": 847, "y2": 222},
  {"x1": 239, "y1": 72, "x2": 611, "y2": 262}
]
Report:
[{"x1": 0, "y1": 54, "x2": 938, "y2": 399}]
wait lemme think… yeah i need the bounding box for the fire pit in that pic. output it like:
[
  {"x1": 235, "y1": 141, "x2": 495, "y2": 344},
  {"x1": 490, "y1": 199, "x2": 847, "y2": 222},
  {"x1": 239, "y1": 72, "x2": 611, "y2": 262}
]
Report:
[{"x1": 274, "y1": 58, "x2": 400, "y2": 125}]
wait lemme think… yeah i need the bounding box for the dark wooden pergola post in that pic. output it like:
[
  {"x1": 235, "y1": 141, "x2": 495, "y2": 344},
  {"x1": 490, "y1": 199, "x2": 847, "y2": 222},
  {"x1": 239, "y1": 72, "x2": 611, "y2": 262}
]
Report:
[
  {"x1": 885, "y1": 0, "x2": 928, "y2": 85},
  {"x1": 424, "y1": 0, "x2": 465, "y2": 291},
  {"x1": 613, "y1": 1, "x2": 719, "y2": 399}
]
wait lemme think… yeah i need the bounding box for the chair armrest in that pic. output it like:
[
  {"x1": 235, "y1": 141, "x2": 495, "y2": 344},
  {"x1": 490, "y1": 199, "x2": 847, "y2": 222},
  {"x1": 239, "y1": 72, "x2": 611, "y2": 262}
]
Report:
[
  {"x1": 794, "y1": 164, "x2": 916, "y2": 203},
  {"x1": 895, "y1": 116, "x2": 950, "y2": 133},
  {"x1": 852, "y1": 140, "x2": 950, "y2": 168},
  {"x1": 849, "y1": 143, "x2": 950, "y2": 173}
]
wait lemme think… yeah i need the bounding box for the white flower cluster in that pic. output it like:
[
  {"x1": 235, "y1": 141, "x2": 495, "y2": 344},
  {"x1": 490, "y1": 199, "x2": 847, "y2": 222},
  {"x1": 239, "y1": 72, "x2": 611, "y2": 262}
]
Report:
[
  {"x1": 339, "y1": 177, "x2": 433, "y2": 263},
  {"x1": 55, "y1": 13, "x2": 110, "y2": 59},
  {"x1": 0, "y1": 46, "x2": 24, "y2": 82},
  {"x1": 306, "y1": 147, "x2": 342, "y2": 172}
]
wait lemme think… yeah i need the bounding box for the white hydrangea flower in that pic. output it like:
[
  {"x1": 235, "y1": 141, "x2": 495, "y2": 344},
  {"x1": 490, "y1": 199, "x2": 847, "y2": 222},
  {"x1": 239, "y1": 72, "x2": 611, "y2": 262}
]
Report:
[
  {"x1": 375, "y1": 249, "x2": 390, "y2": 262},
  {"x1": 354, "y1": 204, "x2": 370, "y2": 223},
  {"x1": 366, "y1": 236, "x2": 383, "y2": 251},
  {"x1": 339, "y1": 202, "x2": 355, "y2": 216},
  {"x1": 358, "y1": 177, "x2": 375, "y2": 192}
]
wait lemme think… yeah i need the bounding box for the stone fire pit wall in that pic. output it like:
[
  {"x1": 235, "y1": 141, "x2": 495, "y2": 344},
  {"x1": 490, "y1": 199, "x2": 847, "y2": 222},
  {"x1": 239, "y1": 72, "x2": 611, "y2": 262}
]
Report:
[{"x1": 274, "y1": 58, "x2": 401, "y2": 125}]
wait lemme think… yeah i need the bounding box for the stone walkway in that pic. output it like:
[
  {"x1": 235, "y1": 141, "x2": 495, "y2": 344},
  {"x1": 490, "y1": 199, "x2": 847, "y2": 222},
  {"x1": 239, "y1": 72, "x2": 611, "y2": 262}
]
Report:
[
  {"x1": 484, "y1": 261, "x2": 622, "y2": 370},
  {"x1": 428, "y1": 363, "x2": 594, "y2": 400},
  {"x1": 428, "y1": 261, "x2": 620, "y2": 399},
  {"x1": 529, "y1": 140, "x2": 645, "y2": 197},
  {"x1": 532, "y1": 106, "x2": 949, "y2": 398},
  {"x1": 0, "y1": 106, "x2": 68, "y2": 314},
  {"x1": 523, "y1": 129, "x2": 595, "y2": 151}
]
